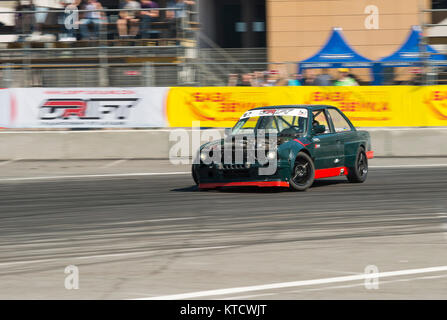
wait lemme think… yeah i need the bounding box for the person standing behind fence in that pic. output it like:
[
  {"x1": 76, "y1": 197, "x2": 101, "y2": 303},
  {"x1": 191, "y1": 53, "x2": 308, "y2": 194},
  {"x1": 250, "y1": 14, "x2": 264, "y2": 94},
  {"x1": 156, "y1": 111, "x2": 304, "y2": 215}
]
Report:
[
  {"x1": 252, "y1": 71, "x2": 265, "y2": 87},
  {"x1": 59, "y1": 0, "x2": 81, "y2": 41},
  {"x1": 239, "y1": 73, "x2": 254, "y2": 86},
  {"x1": 314, "y1": 69, "x2": 333, "y2": 86},
  {"x1": 80, "y1": 0, "x2": 106, "y2": 40},
  {"x1": 139, "y1": 0, "x2": 159, "y2": 39},
  {"x1": 165, "y1": 0, "x2": 195, "y2": 38},
  {"x1": 287, "y1": 73, "x2": 301, "y2": 86},
  {"x1": 15, "y1": 0, "x2": 36, "y2": 42},
  {"x1": 334, "y1": 68, "x2": 358, "y2": 86},
  {"x1": 117, "y1": 0, "x2": 141, "y2": 37},
  {"x1": 227, "y1": 74, "x2": 239, "y2": 86}
]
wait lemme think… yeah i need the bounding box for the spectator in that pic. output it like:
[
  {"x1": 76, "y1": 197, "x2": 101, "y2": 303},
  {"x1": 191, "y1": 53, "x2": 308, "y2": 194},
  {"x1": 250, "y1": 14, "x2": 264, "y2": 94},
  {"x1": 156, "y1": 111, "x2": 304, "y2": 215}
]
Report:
[
  {"x1": 140, "y1": 0, "x2": 159, "y2": 39},
  {"x1": 334, "y1": 68, "x2": 359, "y2": 86},
  {"x1": 252, "y1": 71, "x2": 265, "y2": 87},
  {"x1": 117, "y1": 0, "x2": 141, "y2": 37},
  {"x1": 228, "y1": 73, "x2": 238, "y2": 86},
  {"x1": 264, "y1": 69, "x2": 280, "y2": 86},
  {"x1": 404, "y1": 73, "x2": 423, "y2": 85},
  {"x1": 303, "y1": 72, "x2": 316, "y2": 85},
  {"x1": 348, "y1": 72, "x2": 362, "y2": 85},
  {"x1": 314, "y1": 69, "x2": 332, "y2": 86},
  {"x1": 287, "y1": 73, "x2": 301, "y2": 86},
  {"x1": 15, "y1": 0, "x2": 36, "y2": 41},
  {"x1": 165, "y1": 0, "x2": 195, "y2": 38},
  {"x1": 80, "y1": 0, "x2": 106, "y2": 40},
  {"x1": 239, "y1": 73, "x2": 253, "y2": 86},
  {"x1": 59, "y1": 0, "x2": 81, "y2": 41}
]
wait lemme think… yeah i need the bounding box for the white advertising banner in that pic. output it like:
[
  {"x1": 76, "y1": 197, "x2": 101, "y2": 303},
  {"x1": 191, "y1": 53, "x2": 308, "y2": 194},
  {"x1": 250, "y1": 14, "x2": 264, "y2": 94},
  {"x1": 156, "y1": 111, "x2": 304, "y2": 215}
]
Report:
[
  {"x1": 0, "y1": 89, "x2": 10, "y2": 128},
  {"x1": 0, "y1": 87, "x2": 169, "y2": 128}
]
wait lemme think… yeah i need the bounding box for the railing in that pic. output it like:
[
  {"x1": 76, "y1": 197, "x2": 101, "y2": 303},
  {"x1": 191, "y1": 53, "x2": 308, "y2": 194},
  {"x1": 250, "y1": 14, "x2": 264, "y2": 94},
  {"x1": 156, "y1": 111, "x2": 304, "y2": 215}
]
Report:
[
  {"x1": 2, "y1": 61, "x2": 446, "y2": 88},
  {"x1": 0, "y1": 5, "x2": 199, "y2": 86}
]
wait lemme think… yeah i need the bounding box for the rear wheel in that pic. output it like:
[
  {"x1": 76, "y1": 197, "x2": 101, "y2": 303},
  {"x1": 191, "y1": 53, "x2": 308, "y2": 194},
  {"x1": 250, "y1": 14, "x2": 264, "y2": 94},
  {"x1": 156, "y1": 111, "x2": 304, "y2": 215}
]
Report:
[
  {"x1": 289, "y1": 152, "x2": 315, "y2": 191},
  {"x1": 347, "y1": 147, "x2": 368, "y2": 183}
]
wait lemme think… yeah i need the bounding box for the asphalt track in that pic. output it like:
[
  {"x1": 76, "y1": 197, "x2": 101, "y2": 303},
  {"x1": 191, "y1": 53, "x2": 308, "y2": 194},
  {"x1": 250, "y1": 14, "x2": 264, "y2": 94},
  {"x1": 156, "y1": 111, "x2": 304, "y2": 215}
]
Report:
[{"x1": 0, "y1": 159, "x2": 447, "y2": 299}]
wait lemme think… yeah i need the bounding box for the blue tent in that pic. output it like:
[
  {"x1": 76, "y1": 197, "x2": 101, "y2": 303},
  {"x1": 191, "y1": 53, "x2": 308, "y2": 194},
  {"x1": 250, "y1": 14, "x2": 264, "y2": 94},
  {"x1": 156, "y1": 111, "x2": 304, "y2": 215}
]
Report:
[
  {"x1": 373, "y1": 26, "x2": 447, "y2": 84},
  {"x1": 299, "y1": 28, "x2": 373, "y2": 71},
  {"x1": 378, "y1": 26, "x2": 446, "y2": 67}
]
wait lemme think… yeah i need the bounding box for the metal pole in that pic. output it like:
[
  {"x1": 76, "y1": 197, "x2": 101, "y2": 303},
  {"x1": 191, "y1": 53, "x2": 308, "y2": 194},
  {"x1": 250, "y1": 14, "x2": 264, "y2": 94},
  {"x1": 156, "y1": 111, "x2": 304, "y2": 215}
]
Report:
[{"x1": 419, "y1": 0, "x2": 429, "y2": 85}]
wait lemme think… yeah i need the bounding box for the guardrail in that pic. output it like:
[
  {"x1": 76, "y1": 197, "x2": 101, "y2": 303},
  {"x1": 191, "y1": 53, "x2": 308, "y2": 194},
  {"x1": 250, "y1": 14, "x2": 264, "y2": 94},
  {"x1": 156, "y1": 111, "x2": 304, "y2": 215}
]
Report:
[{"x1": 1, "y1": 128, "x2": 447, "y2": 160}]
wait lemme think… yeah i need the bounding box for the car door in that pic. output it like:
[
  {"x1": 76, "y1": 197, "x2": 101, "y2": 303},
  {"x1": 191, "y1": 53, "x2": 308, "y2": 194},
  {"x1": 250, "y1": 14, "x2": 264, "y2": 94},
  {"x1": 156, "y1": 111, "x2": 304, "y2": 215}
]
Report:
[
  {"x1": 326, "y1": 107, "x2": 357, "y2": 167},
  {"x1": 311, "y1": 109, "x2": 343, "y2": 169}
]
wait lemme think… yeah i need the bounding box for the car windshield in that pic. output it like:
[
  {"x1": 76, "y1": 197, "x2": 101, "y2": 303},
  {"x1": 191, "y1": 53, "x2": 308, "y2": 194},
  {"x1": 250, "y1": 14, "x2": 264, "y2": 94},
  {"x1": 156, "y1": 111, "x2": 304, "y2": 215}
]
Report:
[{"x1": 231, "y1": 108, "x2": 308, "y2": 136}]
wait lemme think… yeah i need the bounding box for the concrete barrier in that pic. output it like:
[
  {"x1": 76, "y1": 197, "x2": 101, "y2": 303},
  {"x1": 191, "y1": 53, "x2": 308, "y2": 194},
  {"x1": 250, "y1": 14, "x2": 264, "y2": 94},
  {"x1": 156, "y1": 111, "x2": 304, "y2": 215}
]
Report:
[{"x1": 1, "y1": 128, "x2": 447, "y2": 160}]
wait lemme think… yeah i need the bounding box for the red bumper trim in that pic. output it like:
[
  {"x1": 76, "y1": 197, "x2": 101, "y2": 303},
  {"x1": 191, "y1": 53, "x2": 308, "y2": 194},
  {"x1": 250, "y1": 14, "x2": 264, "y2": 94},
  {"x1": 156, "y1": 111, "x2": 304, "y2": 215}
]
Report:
[
  {"x1": 199, "y1": 181, "x2": 290, "y2": 189},
  {"x1": 314, "y1": 166, "x2": 349, "y2": 179},
  {"x1": 366, "y1": 151, "x2": 374, "y2": 159}
]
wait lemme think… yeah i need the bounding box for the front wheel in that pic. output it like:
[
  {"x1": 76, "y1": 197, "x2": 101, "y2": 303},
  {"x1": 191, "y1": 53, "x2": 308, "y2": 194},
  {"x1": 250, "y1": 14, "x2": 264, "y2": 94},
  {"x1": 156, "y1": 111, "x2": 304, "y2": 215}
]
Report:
[
  {"x1": 289, "y1": 152, "x2": 315, "y2": 191},
  {"x1": 347, "y1": 147, "x2": 368, "y2": 183},
  {"x1": 192, "y1": 165, "x2": 199, "y2": 186}
]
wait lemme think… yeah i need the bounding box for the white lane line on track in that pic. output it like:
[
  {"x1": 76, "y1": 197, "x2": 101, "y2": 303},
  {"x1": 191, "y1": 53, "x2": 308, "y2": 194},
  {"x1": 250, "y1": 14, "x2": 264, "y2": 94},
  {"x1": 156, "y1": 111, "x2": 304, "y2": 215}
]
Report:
[
  {"x1": 370, "y1": 164, "x2": 447, "y2": 168},
  {"x1": 285, "y1": 273, "x2": 447, "y2": 294},
  {"x1": 0, "y1": 160, "x2": 16, "y2": 166},
  {"x1": 0, "y1": 171, "x2": 190, "y2": 182},
  {"x1": 223, "y1": 273, "x2": 447, "y2": 299},
  {"x1": 137, "y1": 265, "x2": 447, "y2": 300},
  {"x1": 101, "y1": 159, "x2": 128, "y2": 168},
  {"x1": 0, "y1": 245, "x2": 234, "y2": 268}
]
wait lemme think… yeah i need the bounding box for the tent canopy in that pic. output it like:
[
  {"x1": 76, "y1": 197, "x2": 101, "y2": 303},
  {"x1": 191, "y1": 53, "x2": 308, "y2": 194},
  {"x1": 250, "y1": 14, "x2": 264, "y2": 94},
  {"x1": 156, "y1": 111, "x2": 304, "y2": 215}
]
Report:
[
  {"x1": 299, "y1": 28, "x2": 373, "y2": 70},
  {"x1": 378, "y1": 26, "x2": 447, "y2": 67}
]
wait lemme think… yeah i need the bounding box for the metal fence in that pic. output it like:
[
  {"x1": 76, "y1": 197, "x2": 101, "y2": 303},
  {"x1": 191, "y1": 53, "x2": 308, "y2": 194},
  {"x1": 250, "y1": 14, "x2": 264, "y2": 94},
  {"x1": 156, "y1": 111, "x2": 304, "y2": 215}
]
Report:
[
  {"x1": 2, "y1": 5, "x2": 447, "y2": 87},
  {"x1": 2, "y1": 61, "x2": 447, "y2": 87}
]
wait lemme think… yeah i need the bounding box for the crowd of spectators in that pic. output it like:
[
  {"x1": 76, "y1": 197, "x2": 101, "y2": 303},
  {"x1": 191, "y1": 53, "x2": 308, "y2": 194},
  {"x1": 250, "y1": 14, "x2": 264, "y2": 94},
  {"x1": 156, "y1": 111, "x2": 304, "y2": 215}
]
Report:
[
  {"x1": 228, "y1": 68, "x2": 361, "y2": 87},
  {"x1": 13, "y1": 0, "x2": 196, "y2": 41}
]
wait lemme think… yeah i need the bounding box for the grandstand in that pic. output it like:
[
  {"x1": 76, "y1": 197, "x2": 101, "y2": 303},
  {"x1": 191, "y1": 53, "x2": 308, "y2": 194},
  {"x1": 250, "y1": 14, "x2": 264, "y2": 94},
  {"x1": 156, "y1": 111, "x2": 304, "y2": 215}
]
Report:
[{"x1": 0, "y1": 0, "x2": 205, "y2": 87}]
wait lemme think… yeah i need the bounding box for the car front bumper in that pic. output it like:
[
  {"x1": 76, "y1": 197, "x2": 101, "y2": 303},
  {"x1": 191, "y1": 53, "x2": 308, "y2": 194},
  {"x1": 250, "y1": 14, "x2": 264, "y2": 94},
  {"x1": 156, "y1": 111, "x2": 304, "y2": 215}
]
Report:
[{"x1": 194, "y1": 160, "x2": 291, "y2": 189}]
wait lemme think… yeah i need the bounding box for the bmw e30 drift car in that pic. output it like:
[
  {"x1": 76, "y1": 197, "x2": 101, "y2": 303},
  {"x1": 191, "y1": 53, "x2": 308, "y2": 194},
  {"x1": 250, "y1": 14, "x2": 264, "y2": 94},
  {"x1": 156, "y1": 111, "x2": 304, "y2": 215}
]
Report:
[{"x1": 192, "y1": 105, "x2": 373, "y2": 191}]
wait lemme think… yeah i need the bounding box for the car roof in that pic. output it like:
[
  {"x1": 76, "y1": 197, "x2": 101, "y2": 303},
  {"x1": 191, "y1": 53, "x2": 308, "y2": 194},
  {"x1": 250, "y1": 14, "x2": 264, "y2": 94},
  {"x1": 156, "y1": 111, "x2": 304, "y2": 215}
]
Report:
[{"x1": 249, "y1": 105, "x2": 336, "y2": 111}]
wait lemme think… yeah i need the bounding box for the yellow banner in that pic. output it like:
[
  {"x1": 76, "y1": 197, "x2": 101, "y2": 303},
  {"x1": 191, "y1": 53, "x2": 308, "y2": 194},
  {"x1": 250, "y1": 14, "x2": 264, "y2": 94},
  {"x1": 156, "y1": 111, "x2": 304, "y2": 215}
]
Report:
[{"x1": 166, "y1": 86, "x2": 447, "y2": 127}]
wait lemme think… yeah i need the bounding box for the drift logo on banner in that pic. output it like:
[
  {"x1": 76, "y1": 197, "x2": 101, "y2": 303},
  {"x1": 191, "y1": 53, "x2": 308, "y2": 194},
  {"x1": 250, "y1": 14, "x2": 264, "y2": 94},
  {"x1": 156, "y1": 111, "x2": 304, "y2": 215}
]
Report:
[{"x1": 39, "y1": 98, "x2": 139, "y2": 121}]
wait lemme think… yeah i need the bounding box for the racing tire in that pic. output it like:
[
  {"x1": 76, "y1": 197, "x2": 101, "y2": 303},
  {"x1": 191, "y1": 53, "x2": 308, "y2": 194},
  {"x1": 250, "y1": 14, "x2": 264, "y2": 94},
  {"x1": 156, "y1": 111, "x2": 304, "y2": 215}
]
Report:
[
  {"x1": 347, "y1": 147, "x2": 368, "y2": 183},
  {"x1": 192, "y1": 165, "x2": 199, "y2": 186},
  {"x1": 289, "y1": 152, "x2": 315, "y2": 191}
]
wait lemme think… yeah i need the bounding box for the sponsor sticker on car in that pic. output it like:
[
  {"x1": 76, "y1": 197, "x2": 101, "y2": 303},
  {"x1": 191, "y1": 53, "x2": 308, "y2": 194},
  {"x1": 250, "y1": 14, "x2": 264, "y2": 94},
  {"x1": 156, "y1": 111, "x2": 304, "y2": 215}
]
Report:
[{"x1": 240, "y1": 108, "x2": 308, "y2": 119}]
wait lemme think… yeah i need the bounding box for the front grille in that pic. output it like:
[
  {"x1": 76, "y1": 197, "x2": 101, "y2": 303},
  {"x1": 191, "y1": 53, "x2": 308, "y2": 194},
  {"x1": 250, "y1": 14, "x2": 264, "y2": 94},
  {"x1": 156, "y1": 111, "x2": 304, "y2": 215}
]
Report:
[
  {"x1": 220, "y1": 148, "x2": 269, "y2": 164},
  {"x1": 222, "y1": 164, "x2": 247, "y2": 169},
  {"x1": 222, "y1": 169, "x2": 251, "y2": 178}
]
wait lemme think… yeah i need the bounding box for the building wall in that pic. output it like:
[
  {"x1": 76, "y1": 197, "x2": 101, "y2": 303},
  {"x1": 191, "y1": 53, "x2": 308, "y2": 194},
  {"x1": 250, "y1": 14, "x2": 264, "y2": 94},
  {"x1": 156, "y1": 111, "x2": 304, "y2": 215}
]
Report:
[{"x1": 267, "y1": 0, "x2": 430, "y2": 64}]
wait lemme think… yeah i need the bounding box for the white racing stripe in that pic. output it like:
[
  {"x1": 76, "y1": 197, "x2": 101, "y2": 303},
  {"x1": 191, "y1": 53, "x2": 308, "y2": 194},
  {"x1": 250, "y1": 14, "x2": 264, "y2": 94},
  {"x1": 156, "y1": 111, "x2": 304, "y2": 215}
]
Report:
[
  {"x1": 0, "y1": 171, "x2": 190, "y2": 182},
  {"x1": 138, "y1": 265, "x2": 447, "y2": 300}
]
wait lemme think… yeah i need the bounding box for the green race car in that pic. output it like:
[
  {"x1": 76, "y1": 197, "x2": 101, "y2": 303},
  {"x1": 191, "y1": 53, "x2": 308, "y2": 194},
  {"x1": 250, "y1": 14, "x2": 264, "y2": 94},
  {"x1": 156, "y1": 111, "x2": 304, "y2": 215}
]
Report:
[{"x1": 192, "y1": 105, "x2": 374, "y2": 191}]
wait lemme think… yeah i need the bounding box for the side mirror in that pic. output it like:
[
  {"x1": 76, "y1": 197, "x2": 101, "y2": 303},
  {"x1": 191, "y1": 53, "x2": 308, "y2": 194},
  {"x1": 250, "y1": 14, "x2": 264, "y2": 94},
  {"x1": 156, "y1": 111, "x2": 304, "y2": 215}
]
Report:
[{"x1": 312, "y1": 124, "x2": 326, "y2": 135}]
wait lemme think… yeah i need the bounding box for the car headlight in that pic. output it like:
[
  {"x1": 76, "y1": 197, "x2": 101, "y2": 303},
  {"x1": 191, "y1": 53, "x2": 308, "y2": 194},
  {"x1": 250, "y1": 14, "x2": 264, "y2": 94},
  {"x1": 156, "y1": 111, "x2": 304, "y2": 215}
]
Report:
[
  {"x1": 200, "y1": 151, "x2": 207, "y2": 161},
  {"x1": 267, "y1": 151, "x2": 276, "y2": 160}
]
